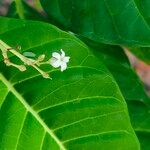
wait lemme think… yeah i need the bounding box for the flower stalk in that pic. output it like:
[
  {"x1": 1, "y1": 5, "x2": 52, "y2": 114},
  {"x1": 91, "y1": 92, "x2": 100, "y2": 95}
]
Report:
[
  {"x1": 0, "y1": 40, "x2": 70, "y2": 79},
  {"x1": 0, "y1": 40, "x2": 50, "y2": 79}
]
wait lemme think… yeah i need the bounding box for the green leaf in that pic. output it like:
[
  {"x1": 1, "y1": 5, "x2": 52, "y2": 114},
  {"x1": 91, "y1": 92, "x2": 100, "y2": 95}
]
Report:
[
  {"x1": 0, "y1": 17, "x2": 139, "y2": 149},
  {"x1": 40, "y1": 0, "x2": 150, "y2": 47},
  {"x1": 6, "y1": 0, "x2": 48, "y2": 22},
  {"x1": 126, "y1": 0, "x2": 150, "y2": 65},
  {"x1": 84, "y1": 40, "x2": 150, "y2": 150},
  {"x1": 39, "y1": 0, "x2": 150, "y2": 65},
  {"x1": 87, "y1": 42, "x2": 150, "y2": 103},
  {"x1": 10, "y1": 0, "x2": 150, "y2": 65},
  {"x1": 124, "y1": 0, "x2": 150, "y2": 64},
  {"x1": 129, "y1": 101, "x2": 150, "y2": 150},
  {"x1": 134, "y1": 0, "x2": 150, "y2": 25}
]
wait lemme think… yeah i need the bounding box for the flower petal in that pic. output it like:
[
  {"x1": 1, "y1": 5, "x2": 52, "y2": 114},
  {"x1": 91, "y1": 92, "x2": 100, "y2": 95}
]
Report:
[
  {"x1": 63, "y1": 56, "x2": 70, "y2": 63},
  {"x1": 60, "y1": 49, "x2": 65, "y2": 57},
  {"x1": 52, "y1": 52, "x2": 61, "y2": 59},
  {"x1": 50, "y1": 58, "x2": 61, "y2": 68},
  {"x1": 60, "y1": 62, "x2": 67, "y2": 72}
]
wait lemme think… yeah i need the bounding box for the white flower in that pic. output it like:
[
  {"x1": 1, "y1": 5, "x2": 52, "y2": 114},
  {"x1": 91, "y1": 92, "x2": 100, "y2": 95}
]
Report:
[{"x1": 50, "y1": 49, "x2": 70, "y2": 72}]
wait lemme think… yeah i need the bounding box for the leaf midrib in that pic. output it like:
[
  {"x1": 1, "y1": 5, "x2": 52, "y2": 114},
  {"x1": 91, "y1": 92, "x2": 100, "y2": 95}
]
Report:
[{"x1": 0, "y1": 73, "x2": 66, "y2": 150}]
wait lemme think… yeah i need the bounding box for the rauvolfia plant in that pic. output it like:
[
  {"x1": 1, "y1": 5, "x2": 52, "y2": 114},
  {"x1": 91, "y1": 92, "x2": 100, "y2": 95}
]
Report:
[{"x1": 0, "y1": 0, "x2": 150, "y2": 150}]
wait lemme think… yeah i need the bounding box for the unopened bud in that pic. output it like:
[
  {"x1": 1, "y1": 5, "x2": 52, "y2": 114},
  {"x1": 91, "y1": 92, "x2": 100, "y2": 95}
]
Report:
[
  {"x1": 16, "y1": 45, "x2": 21, "y2": 50},
  {"x1": 42, "y1": 73, "x2": 51, "y2": 79},
  {"x1": 18, "y1": 65, "x2": 26, "y2": 71},
  {"x1": 38, "y1": 54, "x2": 45, "y2": 62},
  {"x1": 4, "y1": 58, "x2": 10, "y2": 66}
]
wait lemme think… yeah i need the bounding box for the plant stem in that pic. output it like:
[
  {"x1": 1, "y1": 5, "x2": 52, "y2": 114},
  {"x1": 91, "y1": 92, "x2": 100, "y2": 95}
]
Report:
[{"x1": 0, "y1": 39, "x2": 50, "y2": 79}]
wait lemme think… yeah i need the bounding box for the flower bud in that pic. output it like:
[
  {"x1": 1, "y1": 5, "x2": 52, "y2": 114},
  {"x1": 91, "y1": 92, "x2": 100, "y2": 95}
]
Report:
[
  {"x1": 19, "y1": 65, "x2": 26, "y2": 71},
  {"x1": 38, "y1": 54, "x2": 45, "y2": 62}
]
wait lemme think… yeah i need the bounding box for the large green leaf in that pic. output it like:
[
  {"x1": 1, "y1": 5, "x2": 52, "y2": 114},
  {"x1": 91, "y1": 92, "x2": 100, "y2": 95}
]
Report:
[
  {"x1": 0, "y1": 17, "x2": 139, "y2": 149},
  {"x1": 7, "y1": 0, "x2": 150, "y2": 63},
  {"x1": 86, "y1": 41, "x2": 150, "y2": 103},
  {"x1": 83, "y1": 40, "x2": 150, "y2": 150},
  {"x1": 128, "y1": 0, "x2": 150, "y2": 64},
  {"x1": 134, "y1": 0, "x2": 150, "y2": 25},
  {"x1": 126, "y1": 0, "x2": 150, "y2": 64},
  {"x1": 40, "y1": 0, "x2": 150, "y2": 47}
]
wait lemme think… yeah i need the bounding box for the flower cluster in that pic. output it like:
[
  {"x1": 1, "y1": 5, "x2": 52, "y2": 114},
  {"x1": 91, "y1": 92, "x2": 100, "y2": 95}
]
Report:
[{"x1": 0, "y1": 40, "x2": 70, "y2": 79}]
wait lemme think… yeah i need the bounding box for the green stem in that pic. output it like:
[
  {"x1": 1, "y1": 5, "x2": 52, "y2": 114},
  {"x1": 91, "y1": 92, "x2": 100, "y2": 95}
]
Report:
[
  {"x1": 0, "y1": 40, "x2": 50, "y2": 78},
  {"x1": 15, "y1": 0, "x2": 25, "y2": 19}
]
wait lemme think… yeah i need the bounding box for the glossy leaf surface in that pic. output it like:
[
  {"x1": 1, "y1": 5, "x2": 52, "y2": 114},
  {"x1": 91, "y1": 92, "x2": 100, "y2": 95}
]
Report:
[
  {"x1": 86, "y1": 41, "x2": 150, "y2": 150},
  {"x1": 0, "y1": 17, "x2": 139, "y2": 150},
  {"x1": 40, "y1": 0, "x2": 150, "y2": 47}
]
